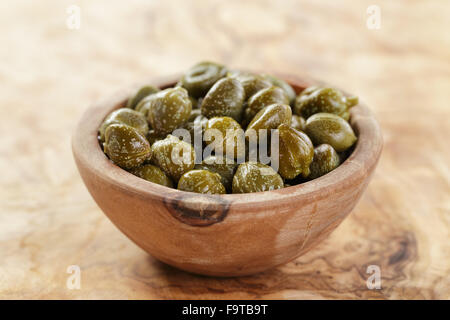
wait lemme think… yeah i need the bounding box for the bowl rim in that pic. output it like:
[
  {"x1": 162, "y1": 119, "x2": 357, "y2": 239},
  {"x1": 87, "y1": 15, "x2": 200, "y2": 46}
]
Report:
[{"x1": 72, "y1": 73, "x2": 383, "y2": 208}]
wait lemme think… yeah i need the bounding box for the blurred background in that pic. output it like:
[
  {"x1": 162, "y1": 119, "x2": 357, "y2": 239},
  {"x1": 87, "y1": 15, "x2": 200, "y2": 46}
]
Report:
[{"x1": 1, "y1": 0, "x2": 449, "y2": 299}]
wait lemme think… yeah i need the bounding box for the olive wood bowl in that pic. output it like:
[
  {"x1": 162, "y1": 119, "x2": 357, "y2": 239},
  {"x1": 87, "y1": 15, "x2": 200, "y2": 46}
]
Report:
[{"x1": 72, "y1": 74, "x2": 383, "y2": 277}]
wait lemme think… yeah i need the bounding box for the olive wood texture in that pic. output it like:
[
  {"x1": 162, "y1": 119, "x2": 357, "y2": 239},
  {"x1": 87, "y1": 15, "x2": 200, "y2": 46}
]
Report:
[
  {"x1": 2, "y1": 0, "x2": 449, "y2": 299},
  {"x1": 72, "y1": 75, "x2": 382, "y2": 276}
]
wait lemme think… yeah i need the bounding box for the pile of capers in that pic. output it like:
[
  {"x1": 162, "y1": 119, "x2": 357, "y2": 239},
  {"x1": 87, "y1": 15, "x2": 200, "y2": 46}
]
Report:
[{"x1": 99, "y1": 61, "x2": 358, "y2": 194}]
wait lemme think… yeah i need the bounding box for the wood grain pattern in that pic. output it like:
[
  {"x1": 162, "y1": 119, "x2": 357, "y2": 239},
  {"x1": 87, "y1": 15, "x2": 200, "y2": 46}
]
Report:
[{"x1": 0, "y1": 0, "x2": 449, "y2": 298}]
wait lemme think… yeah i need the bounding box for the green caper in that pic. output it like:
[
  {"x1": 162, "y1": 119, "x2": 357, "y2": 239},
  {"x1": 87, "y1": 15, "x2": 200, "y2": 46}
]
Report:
[
  {"x1": 180, "y1": 61, "x2": 227, "y2": 98},
  {"x1": 147, "y1": 87, "x2": 192, "y2": 136},
  {"x1": 201, "y1": 77, "x2": 245, "y2": 122},
  {"x1": 305, "y1": 113, "x2": 357, "y2": 152},
  {"x1": 277, "y1": 124, "x2": 314, "y2": 179},
  {"x1": 126, "y1": 85, "x2": 160, "y2": 109},
  {"x1": 245, "y1": 86, "x2": 289, "y2": 125},
  {"x1": 262, "y1": 74, "x2": 296, "y2": 106},
  {"x1": 130, "y1": 164, "x2": 173, "y2": 187},
  {"x1": 194, "y1": 155, "x2": 236, "y2": 191},
  {"x1": 232, "y1": 162, "x2": 284, "y2": 193},
  {"x1": 178, "y1": 169, "x2": 226, "y2": 194},
  {"x1": 291, "y1": 115, "x2": 306, "y2": 131},
  {"x1": 308, "y1": 144, "x2": 340, "y2": 179},
  {"x1": 294, "y1": 87, "x2": 358, "y2": 120},
  {"x1": 99, "y1": 108, "x2": 149, "y2": 142},
  {"x1": 150, "y1": 135, "x2": 196, "y2": 181},
  {"x1": 232, "y1": 73, "x2": 272, "y2": 100},
  {"x1": 245, "y1": 103, "x2": 292, "y2": 137},
  {"x1": 103, "y1": 124, "x2": 151, "y2": 169},
  {"x1": 204, "y1": 116, "x2": 245, "y2": 159}
]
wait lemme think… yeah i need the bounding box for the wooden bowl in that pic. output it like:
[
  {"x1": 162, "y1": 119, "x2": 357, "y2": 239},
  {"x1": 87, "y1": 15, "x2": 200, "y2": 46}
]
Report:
[{"x1": 72, "y1": 74, "x2": 383, "y2": 277}]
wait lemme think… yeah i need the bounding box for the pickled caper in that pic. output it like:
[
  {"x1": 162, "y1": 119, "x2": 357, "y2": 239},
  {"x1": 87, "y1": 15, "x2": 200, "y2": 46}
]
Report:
[
  {"x1": 308, "y1": 144, "x2": 340, "y2": 179},
  {"x1": 99, "y1": 108, "x2": 148, "y2": 142},
  {"x1": 245, "y1": 103, "x2": 292, "y2": 138},
  {"x1": 232, "y1": 162, "x2": 284, "y2": 193},
  {"x1": 277, "y1": 124, "x2": 314, "y2": 179},
  {"x1": 147, "y1": 87, "x2": 192, "y2": 136},
  {"x1": 180, "y1": 61, "x2": 227, "y2": 98},
  {"x1": 231, "y1": 73, "x2": 272, "y2": 100},
  {"x1": 103, "y1": 124, "x2": 151, "y2": 169},
  {"x1": 127, "y1": 85, "x2": 160, "y2": 109},
  {"x1": 151, "y1": 135, "x2": 196, "y2": 181},
  {"x1": 201, "y1": 77, "x2": 245, "y2": 122},
  {"x1": 294, "y1": 87, "x2": 358, "y2": 120},
  {"x1": 262, "y1": 74, "x2": 296, "y2": 106},
  {"x1": 178, "y1": 169, "x2": 226, "y2": 194},
  {"x1": 291, "y1": 115, "x2": 306, "y2": 131},
  {"x1": 130, "y1": 164, "x2": 173, "y2": 187},
  {"x1": 195, "y1": 155, "x2": 236, "y2": 191},
  {"x1": 245, "y1": 86, "x2": 289, "y2": 125},
  {"x1": 305, "y1": 113, "x2": 357, "y2": 152},
  {"x1": 204, "y1": 116, "x2": 245, "y2": 159}
]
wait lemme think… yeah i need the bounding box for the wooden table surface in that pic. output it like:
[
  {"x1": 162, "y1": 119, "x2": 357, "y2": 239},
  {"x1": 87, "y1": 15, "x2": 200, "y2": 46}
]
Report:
[{"x1": 1, "y1": 0, "x2": 449, "y2": 299}]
